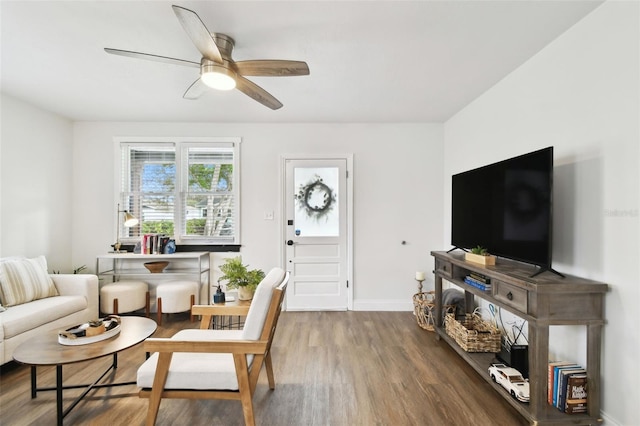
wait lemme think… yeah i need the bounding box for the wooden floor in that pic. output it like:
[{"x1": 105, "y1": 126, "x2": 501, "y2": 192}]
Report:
[{"x1": 0, "y1": 311, "x2": 528, "y2": 426}]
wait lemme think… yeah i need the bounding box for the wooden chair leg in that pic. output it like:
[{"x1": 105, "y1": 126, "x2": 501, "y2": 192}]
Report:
[
  {"x1": 145, "y1": 291, "x2": 150, "y2": 318},
  {"x1": 190, "y1": 294, "x2": 195, "y2": 322},
  {"x1": 113, "y1": 298, "x2": 119, "y2": 315},
  {"x1": 234, "y1": 354, "x2": 255, "y2": 426},
  {"x1": 265, "y1": 351, "x2": 276, "y2": 390},
  {"x1": 146, "y1": 352, "x2": 172, "y2": 426},
  {"x1": 157, "y1": 298, "x2": 162, "y2": 326}
]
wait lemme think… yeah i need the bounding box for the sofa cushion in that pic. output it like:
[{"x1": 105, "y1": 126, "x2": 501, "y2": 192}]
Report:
[
  {"x1": 137, "y1": 329, "x2": 245, "y2": 390},
  {"x1": 0, "y1": 295, "x2": 87, "y2": 339},
  {"x1": 0, "y1": 256, "x2": 58, "y2": 307}
]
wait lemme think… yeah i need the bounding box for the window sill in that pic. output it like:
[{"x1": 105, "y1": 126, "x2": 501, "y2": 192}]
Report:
[{"x1": 119, "y1": 244, "x2": 240, "y2": 253}]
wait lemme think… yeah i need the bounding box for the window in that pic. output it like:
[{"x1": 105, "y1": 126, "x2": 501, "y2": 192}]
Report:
[{"x1": 116, "y1": 138, "x2": 240, "y2": 245}]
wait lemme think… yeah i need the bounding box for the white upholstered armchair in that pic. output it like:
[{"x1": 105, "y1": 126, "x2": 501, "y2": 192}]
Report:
[{"x1": 137, "y1": 267, "x2": 289, "y2": 426}]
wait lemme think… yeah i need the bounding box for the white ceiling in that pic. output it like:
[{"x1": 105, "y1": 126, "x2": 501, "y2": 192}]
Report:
[{"x1": 1, "y1": 1, "x2": 602, "y2": 123}]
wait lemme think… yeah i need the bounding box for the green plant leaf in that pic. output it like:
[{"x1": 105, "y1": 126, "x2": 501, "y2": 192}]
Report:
[{"x1": 219, "y1": 256, "x2": 264, "y2": 291}]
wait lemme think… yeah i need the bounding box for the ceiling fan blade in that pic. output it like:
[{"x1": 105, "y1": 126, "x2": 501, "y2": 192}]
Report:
[
  {"x1": 236, "y1": 76, "x2": 283, "y2": 110},
  {"x1": 183, "y1": 78, "x2": 209, "y2": 100},
  {"x1": 104, "y1": 48, "x2": 200, "y2": 68},
  {"x1": 235, "y1": 60, "x2": 310, "y2": 77},
  {"x1": 172, "y1": 5, "x2": 223, "y2": 63}
]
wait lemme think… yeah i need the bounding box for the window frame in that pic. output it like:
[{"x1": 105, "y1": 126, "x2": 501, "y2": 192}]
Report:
[{"x1": 114, "y1": 137, "x2": 241, "y2": 246}]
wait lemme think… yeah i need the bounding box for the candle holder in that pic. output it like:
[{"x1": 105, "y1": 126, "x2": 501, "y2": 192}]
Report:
[{"x1": 415, "y1": 271, "x2": 426, "y2": 293}]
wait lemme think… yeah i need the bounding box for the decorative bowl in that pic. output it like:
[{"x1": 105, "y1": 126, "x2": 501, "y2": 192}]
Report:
[
  {"x1": 58, "y1": 315, "x2": 121, "y2": 346},
  {"x1": 144, "y1": 261, "x2": 169, "y2": 273}
]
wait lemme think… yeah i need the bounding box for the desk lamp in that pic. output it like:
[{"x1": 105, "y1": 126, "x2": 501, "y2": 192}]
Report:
[{"x1": 113, "y1": 203, "x2": 139, "y2": 252}]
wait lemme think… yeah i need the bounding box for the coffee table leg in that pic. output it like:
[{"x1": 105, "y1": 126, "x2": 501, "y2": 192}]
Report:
[
  {"x1": 56, "y1": 365, "x2": 63, "y2": 426},
  {"x1": 30, "y1": 366, "x2": 37, "y2": 398}
]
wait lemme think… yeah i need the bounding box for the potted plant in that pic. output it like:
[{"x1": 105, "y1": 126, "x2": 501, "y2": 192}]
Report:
[
  {"x1": 218, "y1": 256, "x2": 265, "y2": 300},
  {"x1": 465, "y1": 245, "x2": 496, "y2": 266}
]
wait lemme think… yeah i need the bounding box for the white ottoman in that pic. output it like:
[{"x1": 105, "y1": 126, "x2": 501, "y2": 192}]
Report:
[
  {"x1": 100, "y1": 280, "x2": 149, "y2": 316},
  {"x1": 156, "y1": 281, "x2": 198, "y2": 325}
]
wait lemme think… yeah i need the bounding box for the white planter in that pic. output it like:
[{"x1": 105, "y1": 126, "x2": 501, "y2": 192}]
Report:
[{"x1": 237, "y1": 286, "x2": 254, "y2": 301}]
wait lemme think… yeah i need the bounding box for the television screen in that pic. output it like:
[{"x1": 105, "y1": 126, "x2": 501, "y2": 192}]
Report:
[{"x1": 451, "y1": 147, "x2": 553, "y2": 270}]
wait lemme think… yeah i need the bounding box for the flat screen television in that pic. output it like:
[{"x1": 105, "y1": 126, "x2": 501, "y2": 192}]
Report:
[{"x1": 451, "y1": 146, "x2": 560, "y2": 277}]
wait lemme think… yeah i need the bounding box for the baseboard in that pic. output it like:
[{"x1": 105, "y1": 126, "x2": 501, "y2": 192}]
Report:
[
  {"x1": 353, "y1": 299, "x2": 413, "y2": 311},
  {"x1": 600, "y1": 411, "x2": 621, "y2": 426}
]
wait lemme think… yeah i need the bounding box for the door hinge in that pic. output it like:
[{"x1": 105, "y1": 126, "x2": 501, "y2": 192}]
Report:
[
  {"x1": 346, "y1": 170, "x2": 349, "y2": 178},
  {"x1": 347, "y1": 280, "x2": 349, "y2": 288}
]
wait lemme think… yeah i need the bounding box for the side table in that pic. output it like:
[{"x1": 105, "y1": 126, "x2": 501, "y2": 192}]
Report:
[{"x1": 192, "y1": 299, "x2": 251, "y2": 330}]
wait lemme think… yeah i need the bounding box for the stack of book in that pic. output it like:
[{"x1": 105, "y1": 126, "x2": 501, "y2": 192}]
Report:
[
  {"x1": 548, "y1": 361, "x2": 588, "y2": 414},
  {"x1": 463, "y1": 273, "x2": 492, "y2": 291},
  {"x1": 141, "y1": 234, "x2": 171, "y2": 255}
]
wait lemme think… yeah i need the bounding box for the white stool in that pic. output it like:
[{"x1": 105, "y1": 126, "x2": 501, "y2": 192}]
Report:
[
  {"x1": 100, "y1": 280, "x2": 149, "y2": 317},
  {"x1": 156, "y1": 281, "x2": 198, "y2": 325}
]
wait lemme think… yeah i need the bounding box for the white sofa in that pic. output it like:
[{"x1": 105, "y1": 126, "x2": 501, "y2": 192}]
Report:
[{"x1": 0, "y1": 265, "x2": 99, "y2": 365}]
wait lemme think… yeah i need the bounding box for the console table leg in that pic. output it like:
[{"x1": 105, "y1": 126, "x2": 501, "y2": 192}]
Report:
[
  {"x1": 587, "y1": 323, "x2": 603, "y2": 418},
  {"x1": 434, "y1": 275, "x2": 442, "y2": 328},
  {"x1": 528, "y1": 324, "x2": 549, "y2": 422}
]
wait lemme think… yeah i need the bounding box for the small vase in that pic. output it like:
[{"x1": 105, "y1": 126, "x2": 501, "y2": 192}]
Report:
[{"x1": 238, "y1": 286, "x2": 254, "y2": 301}]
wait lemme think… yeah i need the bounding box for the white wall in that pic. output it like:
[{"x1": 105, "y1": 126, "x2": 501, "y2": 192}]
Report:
[
  {"x1": 443, "y1": 2, "x2": 639, "y2": 424},
  {"x1": 0, "y1": 94, "x2": 74, "y2": 271},
  {"x1": 71, "y1": 122, "x2": 443, "y2": 309}
]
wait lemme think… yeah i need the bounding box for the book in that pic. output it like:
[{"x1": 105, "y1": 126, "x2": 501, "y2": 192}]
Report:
[
  {"x1": 469, "y1": 272, "x2": 491, "y2": 284},
  {"x1": 548, "y1": 361, "x2": 574, "y2": 404},
  {"x1": 557, "y1": 368, "x2": 586, "y2": 411},
  {"x1": 553, "y1": 364, "x2": 582, "y2": 408},
  {"x1": 141, "y1": 234, "x2": 170, "y2": 254},
  {"x1": 464, "y1": 276, "x2": 492, "y2": 291},
  {"x1": 565, "y1": 374, "x2": 588, "y2": 414}
]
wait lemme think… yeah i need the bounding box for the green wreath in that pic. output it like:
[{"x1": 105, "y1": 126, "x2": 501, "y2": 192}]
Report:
[{"x1": 296, "y1": 175, "x2": 336, "y2": 220}]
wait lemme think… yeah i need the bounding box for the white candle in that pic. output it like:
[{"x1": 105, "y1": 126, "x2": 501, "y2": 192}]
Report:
[{"x1": 415, "y1": 271, "x2": 425, "y2": 281}]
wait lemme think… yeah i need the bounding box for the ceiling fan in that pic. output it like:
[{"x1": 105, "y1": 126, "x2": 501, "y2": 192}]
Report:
[{"x1": 105, "y1": 5, "x2": 309, "y2": 110}]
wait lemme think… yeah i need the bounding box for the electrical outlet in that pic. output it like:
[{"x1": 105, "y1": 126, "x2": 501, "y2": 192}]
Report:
[{"x1": 264, "y1": 211, "x2": 274, "y2": 220}]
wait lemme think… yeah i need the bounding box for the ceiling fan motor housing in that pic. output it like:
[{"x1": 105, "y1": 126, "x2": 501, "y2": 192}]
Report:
[{"x1": 211, "y1": 33, "x2": 234, "y2": 60}]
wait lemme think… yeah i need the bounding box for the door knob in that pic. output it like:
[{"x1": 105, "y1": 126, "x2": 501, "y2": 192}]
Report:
[{"x1": 287, "y1": 240, "x2": 294, "y2": 246}]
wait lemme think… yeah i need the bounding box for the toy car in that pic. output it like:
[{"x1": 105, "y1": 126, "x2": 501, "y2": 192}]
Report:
[{"x1": 488, "y1": 363, "x2": 530, "y2": 403}]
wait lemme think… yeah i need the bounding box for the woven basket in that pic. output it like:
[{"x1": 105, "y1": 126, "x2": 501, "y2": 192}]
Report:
[
  {"x1": 413, "y1": 292, "x2": 456, "y2": 332},
  {"x1": 444, "y1": 312, "x2": 501, "y2": 352}
]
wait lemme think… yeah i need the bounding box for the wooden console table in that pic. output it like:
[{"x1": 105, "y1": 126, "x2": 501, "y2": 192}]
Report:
[{"x1": 431, "y1": 251, "x2": 607, "y2": 425}]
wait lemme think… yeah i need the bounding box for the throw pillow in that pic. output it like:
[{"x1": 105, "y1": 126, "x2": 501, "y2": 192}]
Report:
[{"x1": 0, "y1": 256, "x2": 58, "y2": 306}]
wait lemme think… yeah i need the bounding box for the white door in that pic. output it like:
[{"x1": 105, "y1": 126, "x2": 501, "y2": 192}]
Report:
[{"x1": 283, "y1": 157, "x2": 350, "y2": 310}]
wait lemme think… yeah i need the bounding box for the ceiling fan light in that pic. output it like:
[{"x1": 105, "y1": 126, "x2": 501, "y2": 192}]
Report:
[{"x1": 201, "y1": 63, "x2": 236, "y2": 91}]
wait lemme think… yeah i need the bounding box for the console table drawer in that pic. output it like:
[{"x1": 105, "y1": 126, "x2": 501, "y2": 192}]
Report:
[
  {"x1": 494, "y1": 280, "x2": 528, "y2": 313},
  {"x1": 434, "y1": 259, "x2": 452, "y2": 278}
]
